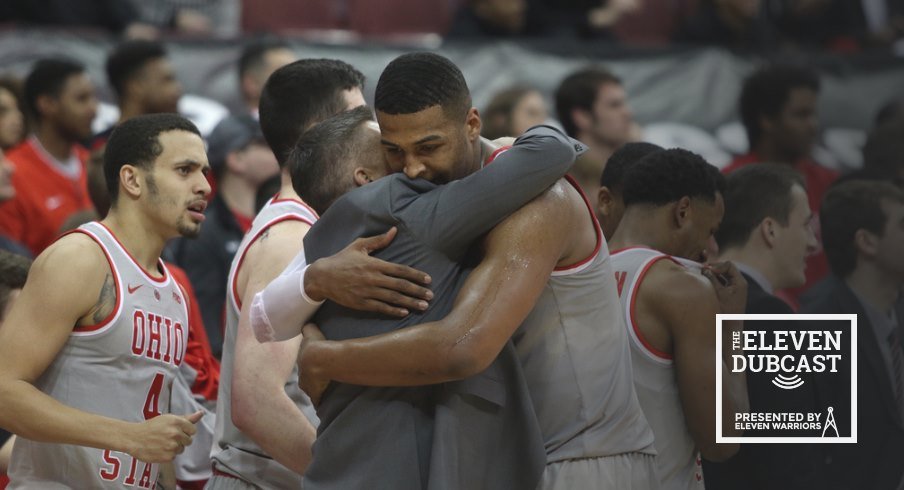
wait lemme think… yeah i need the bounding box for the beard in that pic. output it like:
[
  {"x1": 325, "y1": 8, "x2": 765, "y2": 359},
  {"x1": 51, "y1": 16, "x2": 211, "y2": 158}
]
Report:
[
  {"x1": 177, "y1": 220, "x2": 201, "y2": 239},
  {"x1": 146, "y1": 173, "x2": 202, "y2": 239}
]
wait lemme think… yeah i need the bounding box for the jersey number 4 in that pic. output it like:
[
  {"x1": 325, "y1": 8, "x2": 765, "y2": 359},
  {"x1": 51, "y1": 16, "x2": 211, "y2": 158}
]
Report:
[{"x1": 142, "y1": 372, "x2": 165, "y2": 419}]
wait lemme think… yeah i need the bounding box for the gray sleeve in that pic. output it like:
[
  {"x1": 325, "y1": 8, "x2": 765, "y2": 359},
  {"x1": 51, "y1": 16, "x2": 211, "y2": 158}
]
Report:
[{"x1": 401, "y1": 124, "x2": 586, "y2": 258}]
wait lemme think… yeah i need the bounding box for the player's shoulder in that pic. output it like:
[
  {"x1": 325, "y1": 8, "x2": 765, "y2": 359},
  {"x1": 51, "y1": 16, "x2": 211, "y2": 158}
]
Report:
[
  {"x1": 38, "y1": 232, "x2": 106, "y2": 269},
  {"x1": 29, "y1": 232, "x2": 109, "y2": 290},
  {"x1": 524, "y1": 177, "x2": 574, "y2": 210},
  {"x1": 645, "y1": 258, "x2": 717, "y2": 308},
  {"x1": 242, "y1": 216, "x2": 310, "y2": 275}
]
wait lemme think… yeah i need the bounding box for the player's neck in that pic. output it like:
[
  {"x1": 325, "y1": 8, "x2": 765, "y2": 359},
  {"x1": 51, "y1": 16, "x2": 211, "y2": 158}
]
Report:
[
  {"x1": 609, "y1": 209, "x2": 672, "y2": 254},
  {"x1": 35, "y1": 124, "x2": 73, "y2": 162},
  {"x1": 101, "y1": 211, "x2": 166, "y2": 274},
  {"x1": 277, "y1": 169, "x2": 300, "y2": 201}
]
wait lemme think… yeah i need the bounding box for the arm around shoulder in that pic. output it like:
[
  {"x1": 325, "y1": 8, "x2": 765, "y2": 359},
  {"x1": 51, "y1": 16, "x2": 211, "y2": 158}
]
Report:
[
  {"x1": 417, "y1": 125, "x2": 585, "y2": 256},
  {"x1": 301, "y1": 187, "x2": 571, "y2": 386}
]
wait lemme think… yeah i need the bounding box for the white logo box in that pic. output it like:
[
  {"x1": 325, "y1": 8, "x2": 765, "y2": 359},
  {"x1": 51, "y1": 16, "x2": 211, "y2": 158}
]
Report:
[{"x1": 716, "y1": 313, "x2": 857, "y2": 444}]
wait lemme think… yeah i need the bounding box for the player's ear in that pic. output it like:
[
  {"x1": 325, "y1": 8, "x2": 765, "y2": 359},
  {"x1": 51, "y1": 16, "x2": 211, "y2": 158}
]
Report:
[
  {"x1": 465, "y1": 108, "x2": 481, "y2": 142},
  {"x1": 119, "y1": 164, "x2": 142, "y2": 199},
  {"x1": 598, "y1": 186, "x2": 613, "y2": 217},
  {"x1": 353, "y1": 167, "x2": 374, "y2": 187},
  {"x1": 674, "y1": 196, "x2": 692, "y2": 228}
]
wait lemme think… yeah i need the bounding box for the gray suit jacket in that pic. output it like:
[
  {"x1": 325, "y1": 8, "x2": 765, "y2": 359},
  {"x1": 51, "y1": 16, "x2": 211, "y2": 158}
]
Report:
[{"x1": 301, "y1": 125, "x2": 584, "y2": 490}]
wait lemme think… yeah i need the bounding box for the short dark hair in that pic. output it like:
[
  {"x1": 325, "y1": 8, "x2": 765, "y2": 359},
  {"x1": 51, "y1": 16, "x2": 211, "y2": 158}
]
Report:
[
  {"x1": 0, "y1": 249, "x2": 31, "y2": 319},
  {"x1": 622, "y1": 148, "x2": 725, "y2": 207},
  {"x1": 259, "y1": 58, "x2": 365, "y2": 164},
  {"x1": 599, "y1": 142, "x2": 664, "y2": 191},
  {"x1": 374, "y1": 52, "x2": 471, "y2": 121},
  {"x1": 862, "y1": 118, "x2": 904, "y2": 181},
  {"x1": 288, "y1": 105, "x2": 375, "y2": 215},
  {"x1": 716, "y1": 164, "x2": 805, "y2": 250},
  {"x1": 106, "y1": 40, "x2": 167, "y2": 99},
  {"x1": 24, "y1": 58, "x2": 86, "y2": 121},
  {"x1": 821, "y1": 179, "x2": 904, "y2": 278},
  {"x1": 238, "y1": 39, "x2": 290, "y2": 81},
  {"x1": 104, "y1": 114, "x2": 201, "y2": 205},
  {"x1": 555, "y1": 66, "x2": 621, "y2": 137},
  {"x1": 740, "y1": 64, "x2": 820, "y2": 148}
]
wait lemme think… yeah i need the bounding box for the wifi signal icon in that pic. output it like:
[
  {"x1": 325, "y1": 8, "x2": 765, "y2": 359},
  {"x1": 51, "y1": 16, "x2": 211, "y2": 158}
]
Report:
[{"x1": 772, "y1": 374, "x2": 805, "y2": 390}]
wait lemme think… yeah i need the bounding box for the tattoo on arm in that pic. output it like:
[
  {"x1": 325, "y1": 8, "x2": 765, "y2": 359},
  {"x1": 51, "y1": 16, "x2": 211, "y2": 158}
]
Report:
[{"x1": 88, "y1": 274, "x2": 116, "y2": 325}]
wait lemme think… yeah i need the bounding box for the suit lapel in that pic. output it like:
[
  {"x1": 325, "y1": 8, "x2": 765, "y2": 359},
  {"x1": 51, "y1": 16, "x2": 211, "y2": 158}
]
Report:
[{"x1": 836, "y1": 285, "x2": 903, "y2": 427}]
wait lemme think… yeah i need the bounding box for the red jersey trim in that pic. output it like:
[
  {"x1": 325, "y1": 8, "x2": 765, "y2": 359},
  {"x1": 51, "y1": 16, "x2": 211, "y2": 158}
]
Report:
[
  {"x1": 96, "y1": 222, "x2": 169, "y2": 285},
  {"x1": 485, "y1": 146, "x2": 511, "y2": 165},
  {"x1": 230, "y1": 214, "x2": 315, "y2": 311},
  {"x1": 552, "y1": 174, "x2": 603, "y2": 274},
  {"x1": 63, "y1": 229, "x2": 123, "y2": 335},
  {"x1": 610, "y1": 245, "x2": 655, "y2": 256},
  {"x1": 270, "y1": 193, "x2": 321, "y2": 220},
  {"x1": 628, "y1": 255, "x2": 677, "y2": 362}
]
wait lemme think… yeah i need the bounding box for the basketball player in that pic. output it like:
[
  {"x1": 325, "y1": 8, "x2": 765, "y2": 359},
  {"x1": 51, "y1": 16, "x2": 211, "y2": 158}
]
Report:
[
  {"x1": 0, "y1": 113, "x2": 209, "y2": 488},
  {"x1": 272, "y1": 52, "x2": 657, "y2": 489},
  {"x1": 608, "y1": 149, "x2": 749, "y2": 489},
  {"x1": 209, "y1": 59, "x2": 432, "y2": 489}
]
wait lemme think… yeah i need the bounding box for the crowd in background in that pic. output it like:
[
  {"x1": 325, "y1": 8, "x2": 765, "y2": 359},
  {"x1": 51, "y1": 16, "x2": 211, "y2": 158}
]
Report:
[
  {"x1": 1, "y1": 0, "x2": 904, "y2": 55},
  {"x1": 0, "y1": 1, "x2": 902, "y2": 488}
]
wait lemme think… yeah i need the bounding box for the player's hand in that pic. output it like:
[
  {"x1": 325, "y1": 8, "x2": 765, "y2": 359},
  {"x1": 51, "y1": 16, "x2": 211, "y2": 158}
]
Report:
[
  {"x1": 126, "y1": 411, "x2": 203, "y2": 463},
  {"x1": 305, "y1": 227, "x2": 432, "y2": 317},
  {"x1": 702, "y1": 261, "x2": 747, "y2": 315},
  {"x1": 298, "y1": 323, "x2": 330, "y2": 407}
]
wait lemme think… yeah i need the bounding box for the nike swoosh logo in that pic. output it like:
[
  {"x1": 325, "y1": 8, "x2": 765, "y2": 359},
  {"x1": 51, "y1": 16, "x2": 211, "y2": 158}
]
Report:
[{"x1": 128, "y1": 284, "x2": 143, "y2": 294}]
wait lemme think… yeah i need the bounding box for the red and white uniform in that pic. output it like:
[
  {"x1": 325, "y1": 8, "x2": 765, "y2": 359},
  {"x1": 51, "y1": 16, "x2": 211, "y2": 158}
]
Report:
[
  {"x1": 7, "y1": 222, "x2": 190, "y2": 489},
  {"x1": 209, "y1": 195, "x2": 319, "y2": 488},
  {"x1": 611, "y1": 247, "x2": 705, "y2": 490}
]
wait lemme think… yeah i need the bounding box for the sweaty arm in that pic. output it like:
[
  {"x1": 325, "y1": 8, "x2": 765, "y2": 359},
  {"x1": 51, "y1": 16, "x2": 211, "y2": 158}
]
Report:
[
  {"x1": 299, "y1": 184, "x2": 577, "y2": 386},
  {"x1": 0, "y1": 235, "x2": 199, "y2": 464},
  {"x1": 642, "y1": 266, "x2": 747, "y2": 462},
  {"x1": 259, "y1": 125, "x2": 583, "y2": 343},
  {"x1": 229, "y1": 220, "x2": 317, "y2": 475}
]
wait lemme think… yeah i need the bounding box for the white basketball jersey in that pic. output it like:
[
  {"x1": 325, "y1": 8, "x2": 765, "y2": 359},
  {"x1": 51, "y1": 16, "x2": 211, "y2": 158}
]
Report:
[
  {"x1": 8, "y1": 222, "x2": 190, "y2": 489},
  {"x1": 512, "y1": 177, "x2": 656, "y2": 463},
  {"x1": 611, "y1": 247, "x2": 705, "y2": 490},
  {"x1": 211, "y1": 195, "x2": 319, "y2": 487}
]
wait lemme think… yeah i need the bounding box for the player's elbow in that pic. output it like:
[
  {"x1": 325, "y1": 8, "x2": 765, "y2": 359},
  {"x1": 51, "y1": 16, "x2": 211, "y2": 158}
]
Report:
[
  {"x1": 230, "y1": 383, "x2": 257, "y2": 433},
  {"x1": 445, "y1": 347, "x2": 494, "y2": 380},
  {"x1": 699, "y1": 442, "x2": 739, "y2": 462}
]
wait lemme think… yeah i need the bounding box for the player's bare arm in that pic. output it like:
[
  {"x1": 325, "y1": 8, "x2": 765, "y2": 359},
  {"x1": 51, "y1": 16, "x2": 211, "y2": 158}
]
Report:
[
  {"x1": 0, "y1": 234, "x2": 200, "y2": 464},
  {"x1": 231, "y1": 219, "x2": 316, "y2": 474},
  {"x1": 638, "y1": 262, "x2": 747, "y2": 462},
  {"x1": 298, "y1": 180, "x2": 593, "y2": 400}
]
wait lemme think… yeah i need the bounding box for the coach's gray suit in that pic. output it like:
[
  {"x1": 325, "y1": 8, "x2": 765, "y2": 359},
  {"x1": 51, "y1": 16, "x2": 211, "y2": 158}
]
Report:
[{"x1": 301, "y1": 125, "x2": 585, "y2": 490}]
